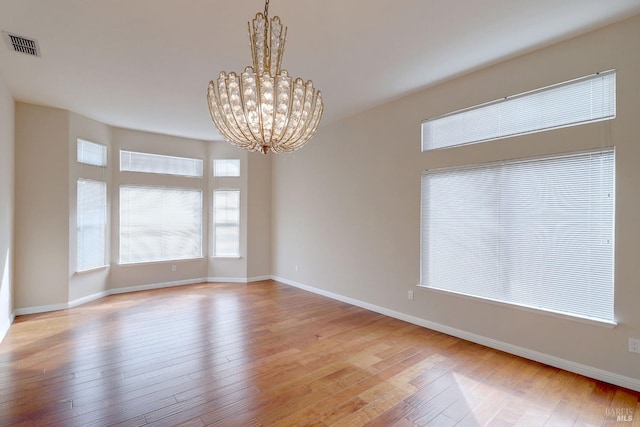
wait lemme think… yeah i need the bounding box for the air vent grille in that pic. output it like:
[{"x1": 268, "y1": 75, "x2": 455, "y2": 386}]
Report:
[{"x1": 2, "y1": 31, "x2": 41, "y2": 57}]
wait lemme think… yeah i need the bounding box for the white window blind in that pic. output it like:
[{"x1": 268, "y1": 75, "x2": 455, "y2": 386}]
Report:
[
  {"x1": 120, "y1": 150, "x2": 203, "y2": 177},
  {"x1": 213, "y1": 159, "x2": 241, "y2": 177},
  {"x1": 120, "y1": 186, "x2": 203, "y2": 264},
  {"x1": 213, "y1": 190, "x2": 240, "y2": 257},
  {"x1": 420, "y1": 149, "x2": 615, "y2": 323},
  {"x1": 77, "y1": 179, "x2": 107, "y2": 271},
  {"x1": 77, "y1": 139, "x2": 107, "y2": 166},
  {"x1": 422, "y1": 70, "x2": 616, "y2": 151}
]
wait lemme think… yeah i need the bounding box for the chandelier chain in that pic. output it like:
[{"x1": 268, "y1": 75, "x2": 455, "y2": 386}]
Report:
[{"x1": 264, "y1": 0, "x2": 270, "y2": 65}]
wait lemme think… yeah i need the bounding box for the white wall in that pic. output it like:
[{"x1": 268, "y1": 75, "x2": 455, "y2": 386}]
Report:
[
  {"x1": 247, "y1": 152, "x2": 271, "y2": 280},
  {"x1": 15, "y1": 103, "x2": 70, "y2": 310},
  {"x1": 14, "y1": 107, "x2": 118, "y2": 310},
  {"x1": 272, "y1": 14, "x2": 640, "y2": 385},
  {"x1": 0, "y1": 74, "x2": 14, "y2": 341}
]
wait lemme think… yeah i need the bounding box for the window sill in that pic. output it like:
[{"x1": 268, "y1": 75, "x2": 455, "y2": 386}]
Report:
[
  {"x1": 75, "y1": 265, "x2": 109, "y2": 275},
  {"x1": 211, "y1": 256, "x2": 242, "y2": 260},
  {"x1": 118, "y1": 257, "x2": 205, "y2": 266},
  {"x1": 417, "y1": 285, "x2": 617, "y2": 328}
]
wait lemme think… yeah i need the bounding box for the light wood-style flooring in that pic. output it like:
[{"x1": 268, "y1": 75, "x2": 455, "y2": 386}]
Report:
[{"x1": 0, "y1": 280, "x2": 638, "y2": 426}]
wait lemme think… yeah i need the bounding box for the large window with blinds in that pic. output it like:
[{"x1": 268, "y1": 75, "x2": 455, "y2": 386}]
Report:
[
  {"x1": 420, "y1": 149, "x2": 615, "y2": 323},
  {"x1": 422, "y1": 70, "x2": 616, "y2": 151},
  {"x1": 77, "y1": 179, "x2": 107, "y2": 271},
  {"x1": 119, "y1": 186, "x2": 203, "y2": 264}
]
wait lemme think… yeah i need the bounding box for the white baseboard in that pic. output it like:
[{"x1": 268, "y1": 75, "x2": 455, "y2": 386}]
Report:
[
  {"x1": 110, "y1": 278, "x2": 208, "y2": 295},
  {"x1": 207, "y1": 277, "x2": 249, "y2": 283},
  {"x1": 207, "y1": 276, "x2": 271, "y2": 283},
  {"x1": 247, "y1": 275, "x2": 272, "y2": 283},
  {"x1": 272, "y1": 275, "x2": 640, "y2": 393},
  {"x1": 0, "y1": 311, "x2": 14, "y2": 343},
  {"x1": 69, "y1": 291, "x2": 111, "y2": 308},
  {"x1": 15, "y1": 278, "x2": 209, "y2": 316},
  {"x1": 15, "y1": 302, "x2": 70, "y2": 316},
  {"x1": 15, "y1": 277, "x2": 258, "y2": 317}
]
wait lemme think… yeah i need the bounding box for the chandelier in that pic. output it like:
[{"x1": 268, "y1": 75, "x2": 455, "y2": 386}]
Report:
[{"x1": 207, "y1": 0, "x2": 324, "y2": 154}]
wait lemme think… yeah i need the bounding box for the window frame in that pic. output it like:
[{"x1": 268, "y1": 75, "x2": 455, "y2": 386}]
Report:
[
  {"x1": 213, "y1": 158, "x2": 241, "y2": 178},
  {"x1": 421, "y1": 70, "x2": 616, "y2": 151},
  {"x1": 76, "y1": 178, "x2": 108, "y2": 272},
  {"x1": 419, "y1": 148, "x2": 616, "y2": 326},
  {"x1": 77, "y1": 138, "x2": 107, "y2": 167},
  {"x1": 212, "y1": 188, "x2": 241, "y2": 258},
  {"x1": 120, "y1": 150, "x2": 204, "y2": 177},
  {"x1": 119, "y1": 185, "x2": 204, "y2": 265}
]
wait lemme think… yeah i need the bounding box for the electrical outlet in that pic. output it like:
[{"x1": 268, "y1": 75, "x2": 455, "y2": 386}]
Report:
[
  {"x1": 295, "y1": 265, "x2": 299, "y2": 272},
  {"x1": 171, "y1": 265, "x2": 177, "y2": 272},
  {"x1": 629, "y1": 337, "x2": 640, "y2": 353},
  {"x1": 408, "y1": 290, "x2": 414, "y2": 301}
]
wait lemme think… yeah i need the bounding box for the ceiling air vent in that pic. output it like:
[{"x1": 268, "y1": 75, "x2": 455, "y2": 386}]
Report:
[{"x1": 2, "y1": 31, "x2": 41, "y2": 57}]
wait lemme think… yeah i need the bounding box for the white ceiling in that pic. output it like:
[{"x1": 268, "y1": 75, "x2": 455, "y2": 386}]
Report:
[{"x1": 1, "y1": 0, "x2": 639, "y2": 142}]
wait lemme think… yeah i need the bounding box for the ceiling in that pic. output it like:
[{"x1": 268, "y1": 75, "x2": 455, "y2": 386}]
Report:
[{"x1": 1, "y1": 0, "x2": 639, "y2": 142}]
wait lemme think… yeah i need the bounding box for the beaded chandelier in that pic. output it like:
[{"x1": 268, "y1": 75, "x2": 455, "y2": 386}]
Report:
[{"x1": 207, "y1": 0, "x2": 324, "y2": 154}]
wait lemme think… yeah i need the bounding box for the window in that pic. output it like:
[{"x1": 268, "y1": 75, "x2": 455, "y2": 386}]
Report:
[
  {"x1": 213, "y1": 159, "x2": 240, "y2": 177},
  {"x1": 213, "y1": 189, "x2": 240, "y2": 257},
  {"x1": 120, "y1": 150, "x2": 203, "y2": 177},
  {"x1": 420, "y1": 149, "x2": 615, "y2": 323},
  {"x1": 120, "y1": 186, "x2": 203, "y2": 264},
  {"x1": 77, "y1": 139, "x2": 107, "y2": 166},
  {"x1": 422, "y1": 70, "x2": 616, "y2": 151},
  {"x1": 77, "y1": 179, "x2": 107, "y2": 271}
]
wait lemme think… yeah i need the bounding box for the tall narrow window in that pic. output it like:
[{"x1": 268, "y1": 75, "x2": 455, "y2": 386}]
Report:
[
  {"x1": 77, "y1": 179, "x2": 107, "y2": 271},
  {"x1": 213, "y1": 189, "x2": 240, "y2": 257},
  {"x1": 422, "y1": 70, "x2": 616, "y2": 151},
  {"x1": 420, "y1": 149, "x2": 615, "y2": 324},
  {"x1": 120, "y1": 186, "x2": 203, "y2": 264}
]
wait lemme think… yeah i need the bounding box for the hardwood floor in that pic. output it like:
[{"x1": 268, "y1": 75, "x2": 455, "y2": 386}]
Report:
[{"x1": 0, "y1": 280, "x2": 638, "y2": 426}]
